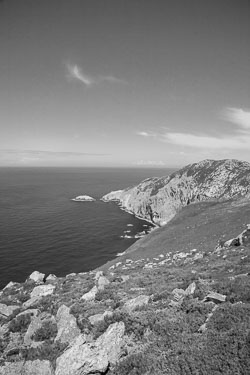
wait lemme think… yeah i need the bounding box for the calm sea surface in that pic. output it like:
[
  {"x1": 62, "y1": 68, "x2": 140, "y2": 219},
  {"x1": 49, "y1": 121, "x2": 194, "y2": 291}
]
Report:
[{"x1": 0, "y1": 167, "x2": 174, "y2": 289}]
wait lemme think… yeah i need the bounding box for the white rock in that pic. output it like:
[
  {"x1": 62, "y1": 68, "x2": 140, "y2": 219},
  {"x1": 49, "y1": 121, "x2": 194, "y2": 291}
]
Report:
[
  {"x1": 81, "y1": 286, "x2": 98, "y2": 302},
  {"x1": 123, "y1": 295, "x2": 150, "y2": 313},
  {"x1": 55, "y1": 305, "x2": 81, "y2": 344},
  {"x1": 88, "y1": 311, "x2": 113, "y2": 325},
  {"x1": 55, "y1": 322, "x2": 125, "y2": 375},
  {"x1": 30, "y1": 284, "x2": 55, "y2": 299},
  {"x1": 29, "y1": 271, "x2": 45, "y2": 283},
  {"x1": 97, "y1": 276, "x2": 110, "y2": 291},
  {"x1": 0, "y1": 303, "x2": 19, "y2": 317},
  {"x1": 94, "y1": 271, "x2": 103, "y2": 280},
  {"x1": 46, "y1": 274, "x2": 57, "y2": 282}
]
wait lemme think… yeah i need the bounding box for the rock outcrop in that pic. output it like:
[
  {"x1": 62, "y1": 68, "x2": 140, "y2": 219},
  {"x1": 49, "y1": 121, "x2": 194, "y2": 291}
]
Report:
[
  {"x1": 102, "y1": 159, "x2": 250, "y2": 226},
  {"x1": 55, "y1": 322, "x2": 125, "y2": 375}
]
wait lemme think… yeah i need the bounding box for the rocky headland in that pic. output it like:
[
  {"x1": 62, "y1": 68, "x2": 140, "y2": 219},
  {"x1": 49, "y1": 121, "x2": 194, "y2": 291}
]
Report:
[
  {"x1": 102, "y1": 159, "x2": 250, "y2": 226},
  {"x1": 1, "y1": 159, "x2": 250, "y2": 374}
]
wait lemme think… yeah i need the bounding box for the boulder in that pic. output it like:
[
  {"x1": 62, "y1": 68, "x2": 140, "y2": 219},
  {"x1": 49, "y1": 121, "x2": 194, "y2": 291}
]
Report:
[
  {"x1": 30, "y1": 284, "x2": 55, "y2": 299},
  {"x1": 97, "y1": 276, "x2": 110, "y2": 291},
  {"x1": 3, "y1": 281, "x2": 20, "y2": 291},
  {"x1": 0, "y1": 303, "x2": 19, "y2": 318},
  {"x1": 81, "y1": 286, "x2": 98, "y2": 302},
  {"x1": 203, "y1": 292, "x2": 226, "y2": 303},
  {"x1": 16, "y1": 309, "x2": 39, "y2": 319},
  {"x1": 0, "y1": 360, "x2": 54, "y2": 375},
  {"x1": 55, "y1": 322, "x2": 125, "y2": 375},
  {"x1": 94, "y1": 271, "x2": 103, "y2": 280},
  {"x1": 123, "y1": 295, "x2": 150, "y2": 313},
  {"x1": 185, "y1": 282, "x2": 196, "y2": 296},
  {"x1": 88, "y1": 311, "x2": 113, "y2": 325},
  {"x1": 121, "y1": 275, "x2": 130, "y2": 283},
  {"x1": 28, "y1": 271, "x2": 45, "y2": 283},
  {"x1": 46, "y1": 274, "x2": 57, "y2": 282},
  {"x1": 55, "y1": 305, "x2": 81, "y2": 344}
]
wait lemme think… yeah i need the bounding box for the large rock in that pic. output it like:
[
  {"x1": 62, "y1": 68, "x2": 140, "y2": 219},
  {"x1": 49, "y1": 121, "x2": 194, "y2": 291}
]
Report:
[
  {"x1": 55, "y1": 322, "x2": 125, "y2": 375},
  {"x1": 123, "y1": 295, "x2": 150, "y2": 313},
  {"x1": 0, "y1": 303, "x2": 19, "y2": 318},
  {"x1": 30, "y1": 284, "x2": 55, "y2": 299},
  {"x1": 203, "y1": 292, "x2": 226, "y2": 303},
  {"x1": 97, "y1": 276, "x2": 110, "y2": 291},
  {"x1": 23, "y1": 284, "x2": 55, "y2": 308},
  {"x1": 81, "y1": 286, "x2": 98, "y2": 302},
  {"x1": 0, "y1": 360, "x2": 53, "y2": 375},
  {"x1": 28, "y1": 271, "x2": 45, "y2": 283},
  {"x1": 88, "y1": 311, "x2": 113, "y2": 325},
  {"x1": 55, "y1": 305, "x2": 81, "y2": 344}
]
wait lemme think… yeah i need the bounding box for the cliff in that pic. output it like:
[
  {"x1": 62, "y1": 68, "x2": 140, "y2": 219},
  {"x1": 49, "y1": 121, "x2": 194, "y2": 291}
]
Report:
[{"x1": 102, "y1": 159, "x2": 250, "y2": 226}]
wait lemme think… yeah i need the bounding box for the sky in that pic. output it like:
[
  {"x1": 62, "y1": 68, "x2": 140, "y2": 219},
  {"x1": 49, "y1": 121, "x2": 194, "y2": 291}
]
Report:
[{"x1": 0, "y1": 0, "x2": 249, "y2": 167}]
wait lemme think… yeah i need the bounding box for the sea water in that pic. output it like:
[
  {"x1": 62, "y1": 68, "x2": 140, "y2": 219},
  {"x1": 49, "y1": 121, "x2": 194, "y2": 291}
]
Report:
[{"x1": 0, "y1": 167, "x2": 173, "y2": 289}]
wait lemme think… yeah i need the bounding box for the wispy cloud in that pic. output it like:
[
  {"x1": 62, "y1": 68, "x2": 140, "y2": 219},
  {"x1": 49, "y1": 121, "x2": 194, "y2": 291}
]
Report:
[
  {"x1": 136, "y1": 107, "x2": 250, "y2": 150},
  {"x1": 66, "y1": 63, "x2": 127, "y2": 87},
  {"x1": 136, "y1": 131, "x2": 157, "y2": 137},
  {"x1": 133, "y1": 160, "x2": 165, "y2": 166},
  {"x1": 222, "y1": 107, "x2": 250, "y2": 130},
  {"x1": 66, "y1": 64, "x2": 94, "y2": 86}
]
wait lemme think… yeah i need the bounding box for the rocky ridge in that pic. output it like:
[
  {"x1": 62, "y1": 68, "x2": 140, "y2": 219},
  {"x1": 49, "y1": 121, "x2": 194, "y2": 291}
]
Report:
[{"x1": 102, "y1": 159, "x2": 250, "y2": 226}]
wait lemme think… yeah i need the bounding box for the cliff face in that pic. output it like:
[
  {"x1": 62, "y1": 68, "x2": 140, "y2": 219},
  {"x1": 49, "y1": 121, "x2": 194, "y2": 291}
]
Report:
[{"x1": 101, "y1": 159, "x2": 250, "y2": 226}]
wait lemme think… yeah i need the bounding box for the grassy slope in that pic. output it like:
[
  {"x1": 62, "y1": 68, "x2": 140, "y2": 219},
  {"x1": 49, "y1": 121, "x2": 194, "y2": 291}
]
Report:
[{"x1": 100, "y1": 197, "x2": 250, "y2": 271}]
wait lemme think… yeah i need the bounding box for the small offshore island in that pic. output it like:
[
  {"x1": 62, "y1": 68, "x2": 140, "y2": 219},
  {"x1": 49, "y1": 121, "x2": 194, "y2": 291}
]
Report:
[
  {"x1": 1, "y1": 159, "x2": 250, "y2": 375},
  {"x1": 71, "y1": 195, "x2": 96, "y2": 202}
]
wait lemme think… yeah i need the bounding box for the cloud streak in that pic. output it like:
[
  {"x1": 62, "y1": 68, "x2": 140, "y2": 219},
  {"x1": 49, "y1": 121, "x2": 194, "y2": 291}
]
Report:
[
  {"x1": 66, "y1": 64, "x2": 127, "y2": 87},
  {"x1": 222, "y1": 107, "x2": 250, "y2": 130},
  {"x1": 137, "y1": 107, "x2": 250, "y2": 150}
]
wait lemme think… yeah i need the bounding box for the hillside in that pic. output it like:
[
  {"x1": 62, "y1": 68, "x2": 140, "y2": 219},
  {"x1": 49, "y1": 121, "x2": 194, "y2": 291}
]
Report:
[
  {"x1": 0, "y1": 159, "x2": 250, "y2": 374},
  {"x1": 102, "y1": 159, "x2": 250, "y2": 226}
]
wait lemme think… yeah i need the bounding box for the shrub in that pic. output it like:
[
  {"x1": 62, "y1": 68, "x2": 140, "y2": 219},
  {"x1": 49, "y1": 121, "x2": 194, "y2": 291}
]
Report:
[
  {"x1": 20, "y1": 340, "x2": 67, "y2": 369},
  {"x1": 31, "y1": 321, "x2": 58, "y2": 341},
  {"x1": 8, "y1": 313, "x2": 32, "y2": 333}
]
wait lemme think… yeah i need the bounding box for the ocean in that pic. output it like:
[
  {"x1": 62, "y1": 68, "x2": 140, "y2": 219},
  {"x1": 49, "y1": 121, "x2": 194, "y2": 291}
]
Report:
[{"x1": 0, "y1": 167, "x2": 174, "y2": 289}]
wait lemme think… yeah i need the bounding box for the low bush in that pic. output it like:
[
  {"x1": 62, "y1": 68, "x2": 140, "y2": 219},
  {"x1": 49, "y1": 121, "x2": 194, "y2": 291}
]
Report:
[
  {"x1": 8, "y1": 313, "x2": 32, "y2": 333},
  {"x1": 31, "y1": 321, "x2": 58, "y2": 341},
  {"x1": 20, "y1": 340, "x2": 67, "y2": 369}
]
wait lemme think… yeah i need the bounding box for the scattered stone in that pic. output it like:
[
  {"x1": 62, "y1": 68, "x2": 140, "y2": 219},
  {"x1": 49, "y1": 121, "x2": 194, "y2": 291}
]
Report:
[
  {"x1": 0, "y1": 303, "x2": 19, "y2": 318},
  {"x1": 172, "y1": 288, "x2": 186, "y2": 301},
  {"x1": 203, "y1": 292, "x2": 226, "y2": 304},
  {"x1": 66, "y1": 273, "x2": 77, "y2": 278},
  {"x1": 3, "y1": 281, "x2": 19, "y2": 291},
  {"x1": 81, "y1": 286, "x2": 98, "y2": 302},
  {"x1": 55, "y1": 305, "x2": 81, "y2": 344},
  {"x1": 28, "y1": 271, "x2": 45, "y2": 283},
  {"x1": 88, "y1": 311, "x2": 113, "y2": 325},
  {"x1": 55, "y1": 322, "x2": 125, "y2": 375},
  {"x1": 185, "y1": 282, "x2": 196, "y2": 295},
  {"x1": 121, "y1": 275, "x2": 130, "y2": 283},
  {"x1": 94, "y1": 271, "x2": 103, "y2": 280},
  {"x1": 123, "y1": 295, "x2": 150, "y2": 313},
  {"x1": 16, "y1": 309, "x2": 39, "y2": 319},
  {"x1": 46, "y1": 274, "x2": 57, "y2": 282},
  {"x1": 30, "y1": 284, "x2": 55, "y2": 299},
  {"x1": 97, "y1": 276, "x2": 110, "y2": 291},
  {"x1": 0, "y1": 323, "x2": 9, "y2": 338}
]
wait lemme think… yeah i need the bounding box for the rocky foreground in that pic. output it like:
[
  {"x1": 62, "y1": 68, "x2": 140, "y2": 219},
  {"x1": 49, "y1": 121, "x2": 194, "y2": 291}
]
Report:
[
  {"x1": 1, "y1": 159, "x2": 250, "y2": 374},
  {"x1": 102, "y1": 159, "x2": 250, "y2": 226}
]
